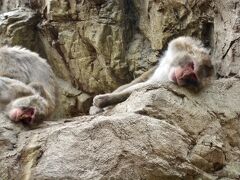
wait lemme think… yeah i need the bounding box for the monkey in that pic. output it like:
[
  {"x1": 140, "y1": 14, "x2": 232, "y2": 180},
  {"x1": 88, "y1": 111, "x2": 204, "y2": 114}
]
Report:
[
  {"x1": 0, "y1": 77, "x2": 35, "y2": 108},
  {"x1": 91, "y1": 36, "x2": 213, "y2": 113},
  {"x1": 0, "y1": 46, "x2": 57, "y2": 124}
]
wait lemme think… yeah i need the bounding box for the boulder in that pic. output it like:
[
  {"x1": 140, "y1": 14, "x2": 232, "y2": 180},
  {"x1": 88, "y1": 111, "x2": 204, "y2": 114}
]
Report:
[{"x1": 1, "y1": 78, "x2": 240, "y2": 179}]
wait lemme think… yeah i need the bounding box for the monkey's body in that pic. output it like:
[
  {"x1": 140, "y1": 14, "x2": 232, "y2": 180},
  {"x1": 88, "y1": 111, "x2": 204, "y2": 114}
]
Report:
[
  {"x1": 0, "y1": 46, "x2": 57, "y2": 124},
  {"x1": 91, "y1": 36, "x2": 213, "y2": 113}
]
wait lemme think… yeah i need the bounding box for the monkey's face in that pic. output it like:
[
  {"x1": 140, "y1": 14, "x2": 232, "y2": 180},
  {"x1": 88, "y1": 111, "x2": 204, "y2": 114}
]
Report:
[
  {"x1": 8, "y1": 106, "x2": 36, "y2": 124},
  {"x1": 6, "y1": 95, "x2": 48, "y2": 125},
  {"x1": 169, "y1": 53, "x2": 213, "y2": 88}
]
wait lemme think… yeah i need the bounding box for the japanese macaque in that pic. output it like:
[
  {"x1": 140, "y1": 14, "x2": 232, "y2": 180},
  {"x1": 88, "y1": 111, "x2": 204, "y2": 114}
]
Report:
[
  {"x1": 91, "y1": 36, "x2": 213, "y2": 113},
  {"x1": 0, "y1": 46, "x2": 57, "y2": 124}
]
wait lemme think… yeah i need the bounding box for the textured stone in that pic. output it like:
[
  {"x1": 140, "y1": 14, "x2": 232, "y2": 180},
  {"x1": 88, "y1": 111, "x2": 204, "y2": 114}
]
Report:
[
  {"x1": 0, "y1": 8, "x2": 41, "y2": 52},
  {"x1": 213, "y1": 0, "x2": 240, "y2": 77},
  {"x1": 1, "y1": 79, "x2": 240, "y2": 179},
  {"x1": 0, "y1": 1, "x2": 240, "y2": 178}
]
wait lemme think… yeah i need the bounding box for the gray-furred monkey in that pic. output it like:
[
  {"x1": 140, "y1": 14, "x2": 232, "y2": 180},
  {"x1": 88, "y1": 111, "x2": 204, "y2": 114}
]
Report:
[
  {"x1": 0, "y1": 46, "x2": 57, "y2": 124},
  {"x1": 91, "y1": 36, "x2": 213, "y2": 112}
]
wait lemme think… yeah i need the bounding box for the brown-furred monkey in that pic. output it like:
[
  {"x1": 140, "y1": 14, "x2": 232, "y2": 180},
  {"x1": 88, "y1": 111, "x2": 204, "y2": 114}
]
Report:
[{"x1": 91, "y1": 36, "x2": 213, "y2": 114}]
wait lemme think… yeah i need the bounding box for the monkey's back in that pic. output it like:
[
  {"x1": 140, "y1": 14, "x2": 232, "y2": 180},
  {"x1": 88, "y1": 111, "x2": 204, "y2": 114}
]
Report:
[{"x1": 0, "y1": 46, "x2": 57, "y2": 106}]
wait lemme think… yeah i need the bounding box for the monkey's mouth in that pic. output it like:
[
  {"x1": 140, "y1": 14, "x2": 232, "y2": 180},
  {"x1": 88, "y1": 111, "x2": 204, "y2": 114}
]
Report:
[
  {"x1": 174, "y1": 62, "x2": 199, "y2": 86},
  {"x1": 9, "y1": 107, "x2": 36, "y2": 124},
  {"x1": 20, "y1": 107, "x2": 36, "y2": 124}
]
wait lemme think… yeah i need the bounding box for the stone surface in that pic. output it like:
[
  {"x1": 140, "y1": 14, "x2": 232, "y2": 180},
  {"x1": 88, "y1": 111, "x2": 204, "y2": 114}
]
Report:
[
  {"x1": 0, "y1": 8, "x2": 41, "y2": 52},
  {"x1": 0, "y1": 0, "x2": 28, "y2": 13},
  {"x1": 213, "y1": 0, "x2": 240, "y2": 77},
  {"x1": 1, "y1": 78, "x2": 240, "y2": 179},
  {"x1": 0, "y1": 1, "x2": 240, "y2": 179},
  {"x1": 55, "y1": 78, "x2": 92, "y2": 118}
]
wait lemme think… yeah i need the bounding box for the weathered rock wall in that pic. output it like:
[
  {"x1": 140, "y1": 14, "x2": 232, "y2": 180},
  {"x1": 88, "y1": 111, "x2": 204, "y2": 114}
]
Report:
[
  {"x1": 213, "y1": 0, "x2": 240, "y2": 77},
  {"x1": 0, "y1": 0, "x2": 240, "y2": 179},
  {"x1": 1, "y1": 78, "x2": 240, "y2": 179}
]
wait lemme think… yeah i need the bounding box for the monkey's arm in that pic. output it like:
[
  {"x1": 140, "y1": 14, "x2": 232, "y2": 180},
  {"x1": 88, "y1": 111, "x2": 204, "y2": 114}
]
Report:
[
  {"x1": 114, "y1": 66, "x2": 157, "y2": 93},
  {"x1": 0, "y1": 77, "x2": 35, "y2": 104},
  {"x1": 92, "y1": 66, "x2": 157, "y2": 109},
  {"x1": 10, "y1": 83, "x2": 35, "y2": 98},
  {"x1": 93, "y1": 81, "x2": 151, "y2": 108}
]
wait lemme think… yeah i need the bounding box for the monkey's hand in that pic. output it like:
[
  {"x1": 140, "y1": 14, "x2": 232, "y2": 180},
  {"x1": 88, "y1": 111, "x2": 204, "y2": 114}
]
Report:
[
  {"x1": 8, "y1": 106, "x2": 36, "y2": 124},
  {"x1": 93, "y1": 94, "x2": 111, "y2": 108},
  {"x1": 89, "y1": 105, "x2": 104, "y2": 115}
]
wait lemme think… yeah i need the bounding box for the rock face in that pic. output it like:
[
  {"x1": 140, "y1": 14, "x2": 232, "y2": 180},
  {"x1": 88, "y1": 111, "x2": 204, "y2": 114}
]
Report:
[
  {"x1": 1, "y1": 78, "x2": 240, "y2": 179},
  {"x1": 213, "y1": 0, "x2": 240, "y2": 77},
  {"x1": 0, "y1": 0, "x2": 240, "y2": 179},
  {"x1": 0, "y1": 8, "x2": 40, "y2": 51}
]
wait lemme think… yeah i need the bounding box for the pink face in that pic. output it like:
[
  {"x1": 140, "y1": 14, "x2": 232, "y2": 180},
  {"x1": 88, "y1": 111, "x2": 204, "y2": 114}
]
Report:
[
  {"x1": 8, "y1": 107, "x2": 36, "y2": 124},
  {"x1": 169, "y1": 62, "x2": 199, "y2": 86}
]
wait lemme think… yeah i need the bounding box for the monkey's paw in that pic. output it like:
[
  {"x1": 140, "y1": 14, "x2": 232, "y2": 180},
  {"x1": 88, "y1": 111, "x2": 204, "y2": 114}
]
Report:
[
  {"x1": 89, "y1": 105, "x2": 104, "y2": 115},
  {"x1": 93, "y1": 94, "x2": 110, "y2": 108}
]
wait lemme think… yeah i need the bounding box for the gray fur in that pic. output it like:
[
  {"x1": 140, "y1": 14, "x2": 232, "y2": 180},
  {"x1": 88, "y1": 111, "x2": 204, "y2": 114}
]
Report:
[
  {"x1": 90, "y1": 36, "x2": 213, "y2": 114},
  {"x1": 0, "y1": 46, "x2": 57, "y2": 123}
]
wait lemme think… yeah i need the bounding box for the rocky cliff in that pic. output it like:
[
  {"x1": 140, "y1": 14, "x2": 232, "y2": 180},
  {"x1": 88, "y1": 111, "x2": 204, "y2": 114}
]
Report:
[
  {"x1": 0, "y1": 0, "x2": 240, "y2": 179},
  {"x1": 1, "y1": 79, "x2": 240, "y2": 179}
]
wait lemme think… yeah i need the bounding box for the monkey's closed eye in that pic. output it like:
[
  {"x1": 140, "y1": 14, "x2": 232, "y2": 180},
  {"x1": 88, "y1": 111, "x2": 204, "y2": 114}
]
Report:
[{"x1": 199, "y1": 65, "x2": 213, "y2": 77}]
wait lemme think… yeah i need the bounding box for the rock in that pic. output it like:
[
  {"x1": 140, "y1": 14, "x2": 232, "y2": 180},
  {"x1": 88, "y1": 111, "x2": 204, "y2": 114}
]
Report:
[
  {"x1": 1, "y1": 78, "x2": 240, "y2": 179},
  {"x1": 0, "y1": 8, "x2": 41, "y2": 52},
  {"x1": 0, "y1": 1, "x2": 240, "y2": 178},
  {"x1": 37, "y1": 0, "x2": 134, "y2": 93},
  {"x1": 213, "y1": 0, "x2": 240, "y2": 77},
  {"x1": 55, "y1": 78, "x2": 93, "y2": 118},
  {"x1": 132, "y1": 0, "x2": 214, "y2": 49},
  {"x1": 0, "y1": 0, "x2": 28, "y2": 13}
]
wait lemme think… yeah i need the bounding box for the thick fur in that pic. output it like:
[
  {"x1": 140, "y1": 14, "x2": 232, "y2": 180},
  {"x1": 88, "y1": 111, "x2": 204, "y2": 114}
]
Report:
[
  {"x1": 0, "y1": 46, "x2": 57, "y2": 123},
  {"x1": 90, "y1": 36, "x2": 213, "y2": 113}
]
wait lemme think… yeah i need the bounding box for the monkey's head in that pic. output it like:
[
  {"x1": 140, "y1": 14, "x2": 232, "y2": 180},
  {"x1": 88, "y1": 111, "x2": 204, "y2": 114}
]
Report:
[
  {"x1": 6, "y1": 95, "x2": 48, "y2": 125},
  {"x1": 8, "y1": 106, "x2": 36, "y2": 124},
  {"x1": 169, "y1": 52, "x2": 213, "y2": 89}
]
